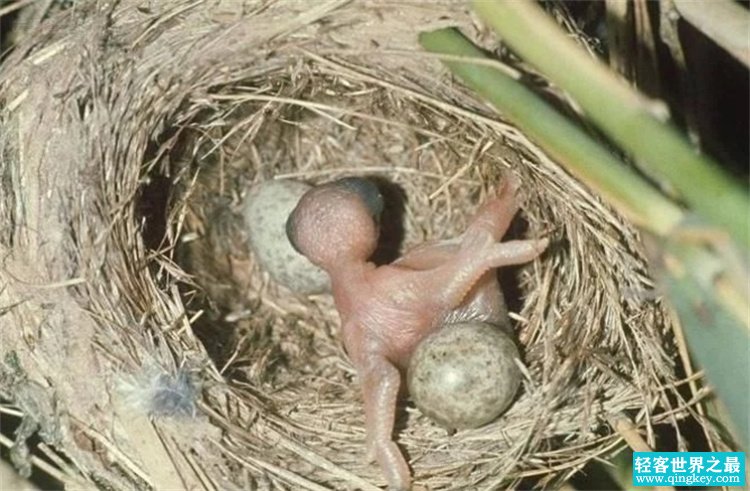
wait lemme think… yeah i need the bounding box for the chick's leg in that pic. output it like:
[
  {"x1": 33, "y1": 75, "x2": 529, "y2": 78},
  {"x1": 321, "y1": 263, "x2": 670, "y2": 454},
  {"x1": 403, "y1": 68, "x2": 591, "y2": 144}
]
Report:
[
  {"x1": 417, "y1": 176, "x2": 544, "y2": 310},
  {"x1": 399, "y1": 175, "x2": 521, "y2": 271},
  {"x1": 442, "y1": 271, "x2": 508, "y2": 326},
  {"x1": 360, "y1": 353, "x2": 411, "y2": 491},
  {"x1": 431, "y1": 228, "x2": 548, "y2": 309},
  {"x1": 465, "y1": 174, "x2": 520, "y2": 242}
]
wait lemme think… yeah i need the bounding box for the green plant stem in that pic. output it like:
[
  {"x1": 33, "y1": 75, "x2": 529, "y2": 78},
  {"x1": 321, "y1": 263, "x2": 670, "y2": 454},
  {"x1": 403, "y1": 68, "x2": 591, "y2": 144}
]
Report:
[
  {"x1": 664, "y1": 242, "x2": 750, "y2": 447},
  {"x1": 418, "y1": 28, "x2": 683, "y2": 237},
  {"x1": 673, "y1": 0, "x2": 750, "y2": 68},
  {"x1": 472, "y1": 0, "x2": 749, "y2": 250}
]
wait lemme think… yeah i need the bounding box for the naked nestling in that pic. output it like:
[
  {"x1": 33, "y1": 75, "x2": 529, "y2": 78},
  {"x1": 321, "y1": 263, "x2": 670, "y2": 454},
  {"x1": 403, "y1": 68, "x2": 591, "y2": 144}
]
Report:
[{"x1": 287, "y1": 176, "x2": 547, "y2": 490}]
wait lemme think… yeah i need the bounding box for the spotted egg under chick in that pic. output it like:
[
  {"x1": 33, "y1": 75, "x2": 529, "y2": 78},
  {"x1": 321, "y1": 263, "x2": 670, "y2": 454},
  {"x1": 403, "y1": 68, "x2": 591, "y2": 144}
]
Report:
[
  {"x1": 407, "y1": 321, "x2": 522, "y2": 430},
  {"x1": 242, "y1": 179, "x2": 331, "y2": 295}
]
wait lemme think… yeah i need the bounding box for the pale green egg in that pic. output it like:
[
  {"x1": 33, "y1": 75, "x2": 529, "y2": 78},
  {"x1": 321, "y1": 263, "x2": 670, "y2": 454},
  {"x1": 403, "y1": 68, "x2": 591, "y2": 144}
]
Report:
[
  {"x1": 407, "y1": 321, "x2": 521, "y2": 430},
  {"x1": 242, "y1": 179, "x2": 331, "y2": 295}
]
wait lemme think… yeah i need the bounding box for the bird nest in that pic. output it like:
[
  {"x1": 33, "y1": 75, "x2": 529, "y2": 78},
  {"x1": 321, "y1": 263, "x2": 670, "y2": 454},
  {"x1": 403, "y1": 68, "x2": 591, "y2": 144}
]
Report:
[{"x1": 0, "y1": 1, "x2": 717, "y2": 490}]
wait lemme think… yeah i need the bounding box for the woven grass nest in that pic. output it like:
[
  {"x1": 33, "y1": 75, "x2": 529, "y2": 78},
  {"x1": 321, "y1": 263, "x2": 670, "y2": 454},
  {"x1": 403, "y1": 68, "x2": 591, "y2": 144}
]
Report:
[{"x1": 0, "y1": 1, "x2": 717, "y2": 490}]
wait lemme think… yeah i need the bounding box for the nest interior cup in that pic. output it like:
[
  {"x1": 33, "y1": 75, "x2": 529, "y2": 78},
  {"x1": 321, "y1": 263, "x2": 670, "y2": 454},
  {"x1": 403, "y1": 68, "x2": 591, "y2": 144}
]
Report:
[{"x1": 0, "y1": 1, "x2": 715, "y2": 490}]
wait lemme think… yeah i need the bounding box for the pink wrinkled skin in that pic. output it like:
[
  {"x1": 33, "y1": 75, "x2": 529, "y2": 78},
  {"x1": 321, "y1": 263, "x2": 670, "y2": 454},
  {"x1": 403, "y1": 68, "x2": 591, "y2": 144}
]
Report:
[{"x1": 287, "y1": 176, "x2": 547, "y2": 490}]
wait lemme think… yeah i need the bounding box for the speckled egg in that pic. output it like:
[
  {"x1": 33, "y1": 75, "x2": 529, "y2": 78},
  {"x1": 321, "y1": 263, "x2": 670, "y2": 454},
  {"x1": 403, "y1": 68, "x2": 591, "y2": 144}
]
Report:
[
  {"x1": 407, "y1": 321, "x2": 521, "y2": 430},
  {"x1": 242, "y1": 179, "x2": 331, "y2": 295}
]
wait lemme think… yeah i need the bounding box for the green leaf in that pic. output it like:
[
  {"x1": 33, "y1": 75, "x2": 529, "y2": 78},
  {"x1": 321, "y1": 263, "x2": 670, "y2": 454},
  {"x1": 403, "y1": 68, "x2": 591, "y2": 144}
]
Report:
[
  {"x1": 663, "y1": 243, "x2": 749, "y2": 447},
  {"x1": 472, "y1": 0, "x2": 750, "y2": 249},
  {"x1": 418, "y1": 27, "x2": 683, "y2": 237}
]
